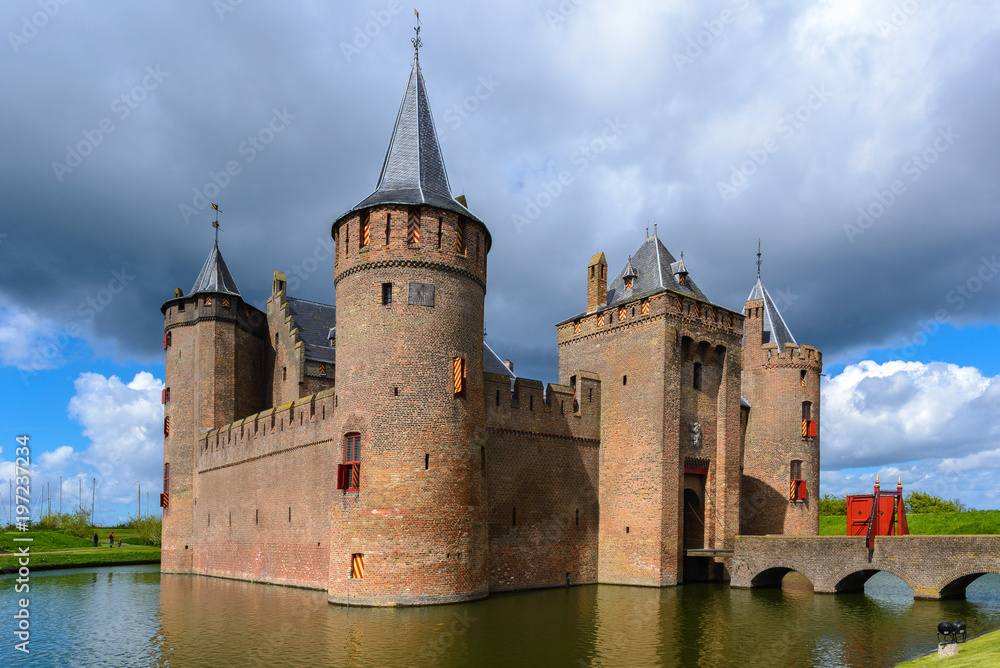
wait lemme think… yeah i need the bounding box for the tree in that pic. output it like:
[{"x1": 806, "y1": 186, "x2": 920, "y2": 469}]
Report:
[
  {"x1": 819, "y1": 494, "x2": 848, "y2": 516},
  {"x1": 63, "y1": 506, "x2": 95, "y2": 539}
]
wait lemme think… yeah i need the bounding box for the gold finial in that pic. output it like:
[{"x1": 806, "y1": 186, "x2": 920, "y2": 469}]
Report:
[
  {"x1": 412, "y1": 9, "x2": 422, "y2": 61},
  {"x1": 876, "y1": 474, "x2": 880, "y2": 484}
]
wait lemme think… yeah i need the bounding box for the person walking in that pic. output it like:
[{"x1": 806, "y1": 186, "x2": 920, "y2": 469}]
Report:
[
  {"x1": 109, "y1": 532, "x2": 114, "y2": 548},
  {"x1": 93, "y1": 532, "x2": 99, "y2": 548}
]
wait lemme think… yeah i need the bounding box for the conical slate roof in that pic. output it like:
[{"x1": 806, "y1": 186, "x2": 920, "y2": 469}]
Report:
[
  {"x1": 337, "y1": 56, "x2": 488, "y2": 241},
  {"x1": 747, "y1": 277, "x2": 796, "y2": 348},
  {"x1": 190, "y1": 241, "x2": 241, "y2": 297},
  {"x1": 606, "y1": 235, "x2": 709, "y2": 307}
]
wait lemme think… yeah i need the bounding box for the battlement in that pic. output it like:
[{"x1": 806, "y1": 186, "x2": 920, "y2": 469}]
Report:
[
  {"x1": 483, "y1": 370, "x2": 601, "y2": 442},
  {"x1": 762, "y1": 342, "x2": 822, "y2": 369},
  {"x1": 197, "y1": 388, "x2": 337, "y2": 472}
]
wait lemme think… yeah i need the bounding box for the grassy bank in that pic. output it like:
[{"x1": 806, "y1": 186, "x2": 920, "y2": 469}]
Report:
[
  {"x1": 820, "y1": 510, "x2": 1000, "y2": 536},
  {"x1": 0, "y1": 528, "x2": 160, "y2": 573},
  {"x1": 897, "y1": 627, "x2": 1000, "y2": 666}
]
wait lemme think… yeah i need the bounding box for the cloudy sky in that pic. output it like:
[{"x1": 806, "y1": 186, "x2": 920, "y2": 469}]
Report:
[{"x1": 1, "y1": 0, "x2": 998, "y2": 522}]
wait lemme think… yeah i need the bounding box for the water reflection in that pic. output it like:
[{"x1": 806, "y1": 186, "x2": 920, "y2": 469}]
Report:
[{"x1": 3, "y1": 567, "x2": 999, "y2": 667}]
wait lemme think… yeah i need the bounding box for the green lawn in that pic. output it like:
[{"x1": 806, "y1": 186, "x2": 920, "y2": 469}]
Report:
[
  {"x1": 819, "y1": 510, "x2": 1000, "y2": 536},
  {"x1": 0, "y1": 546, "x2": 160, "y2": 572},
  {"x1": 1, "y1": 528, "x2": 149, "y2": 553},
  {"x1": 897, "y1": 628, "x2": 1000, "y2": 666}
]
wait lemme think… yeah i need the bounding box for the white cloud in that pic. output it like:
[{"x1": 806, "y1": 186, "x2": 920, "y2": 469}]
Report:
[
  {"x1": 820, "y1": 360, "x2": 1000, "y2": 509},
  {"x1": 0, "y1": 298, "x2": 68, "y2": 371},
  {"x1": 68, "y1": 371, "x2": 164, "y2": 508}
]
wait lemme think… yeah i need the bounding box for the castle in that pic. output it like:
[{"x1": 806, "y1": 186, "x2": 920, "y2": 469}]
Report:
[{"x1": 160, "y1": 49, "x2": 822, "y2": 606}]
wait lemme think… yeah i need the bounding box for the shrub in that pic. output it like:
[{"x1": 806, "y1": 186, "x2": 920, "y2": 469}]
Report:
[
  {"x1": 129, "y1": 514, "x2": 162, "y2": 547},
  {"x1": 905, "y1": 491, "x2": 966, "y2": 514},
  {"x1": 63, "y1": 506, "x2": 96, "y2": 539},
  {"x1": 819, "y1": 494, "x2": 847, "y2": 516}
]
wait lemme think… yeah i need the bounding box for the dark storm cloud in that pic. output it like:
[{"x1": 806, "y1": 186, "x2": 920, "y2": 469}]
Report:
[{"x1": 1, "y1": 1, "x2": 998, "y2": 385}]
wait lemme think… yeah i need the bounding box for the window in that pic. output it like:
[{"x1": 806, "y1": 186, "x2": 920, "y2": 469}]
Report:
[
  {"x1": 576, "y1": 509, "x2": 579, "y2": 526},
  {"x1": 800, "y1": 370, "x2": 807, "y2": 386},
  {"x1": 574, "y1": 320, "x2": 581, "y2": 334},
  {"x1": 408, "y1": 206, "x2": 420, "y2": 245},
  {"x1": 205, "y1": 296, "x2": 212, "y2": 306},
  {"x1": 338, "y1": 434, "x2": 362, "y2": 491},
  {"x1": 361, "y1": 211, "x2": 370, "y2": 248},
  {"x1": 162, "y1": 388, "x2": 170, "y2": 404},
  {"x1": 163, "y1": 331, "x2": 172, "y2": 350},
  {"x1": 480, "y1": 446, "x2": 486, "y2": 477},
  {"x1": 456, "y1": 219, "x2": 467, "y2": 254},
  {"x1": 163, "y1": 463, "x2": 170, "y2": 494},
  {"x1": 437, "y1": 217, "x2": 443, "y2": 249},
  {"x1": 618, "y1": 307, "x2": 626, "y2": 322},
  {"x1": 512, "y1": 507, "x2": 517, "y2": 526},
  {"x1": 641, "y1": 299, "x2": 650, "y2": 315},
  {"x1": 351, "y1": 553, "x2": 365, "y2": 579},
  {"x1": 495, "y1": 389, "x2": 500, "y2": 406},
  {"x1": 385, "y1": 214, "x2": 391, "y2": 245},
  {"x1": 597, "y1": 314, "x2": 605, "y2": 327},
  {"x1": 693, "y1": 362, "x2": 702, "y2": 390},
  {"x1": 382, "y1": 282, "x2": 393, "y2": 305},
  {"x1": 802, "y1": 402, "x2": 817, "y2": 437},
  {"x1": 424, "y1": 453, "x2": 429, "y2": 469},
  {"x1": 453, "y1": 356, "x2": 466, "y2": 397},
  {"x1": 345, "y1": 225, "x2": 349, "y2": 257},
  {"x1": 283, "y1": 367, "x2": 287, "y2": 381},
  {"x1": 623, "y1": 375, "x2": 628, "y2": 386},
  {"x1": 319, "y1": 363, "x2": 326, "y2": 376},
  {"x1": 625, "y1": 277, "x2": 633, "y2": 290},
  {"x1": 790, "y1": 460, "x2": 806, "y2": 501},
  {"x1": 163, "y1": 416, "x2": 170, "y2": 437}
]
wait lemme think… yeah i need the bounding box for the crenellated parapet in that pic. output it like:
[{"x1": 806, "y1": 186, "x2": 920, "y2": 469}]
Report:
[
  {"x1": 483, "y1": 371, "x2": 601, "y2": 443},
  {"x1": 762, "y1": 342, "x2": 822, "y2": 370},
  {"x1": 198, "y1": 389, "x2": 337, "y2": 472}
]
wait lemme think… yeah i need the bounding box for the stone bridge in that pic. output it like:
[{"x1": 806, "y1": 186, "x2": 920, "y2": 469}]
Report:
[{"x1": 730, "y1": 535, "x2": 1000, "y2": 599}]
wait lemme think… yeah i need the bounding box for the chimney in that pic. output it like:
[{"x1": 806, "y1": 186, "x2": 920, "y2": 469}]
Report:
[{"x1": 587, "y1": 252, "x2": 608, "y2": 313}]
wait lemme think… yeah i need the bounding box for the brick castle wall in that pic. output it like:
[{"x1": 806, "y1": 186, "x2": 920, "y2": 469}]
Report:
[{"x1": 483, "y1": 372, "x2": 601, "y2": 590}]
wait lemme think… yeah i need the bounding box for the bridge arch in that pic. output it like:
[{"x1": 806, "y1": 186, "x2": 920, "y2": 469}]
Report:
[
  {"x1": 831, "y1": 564, "x2": 918, "y2": 595},
  {"x1": 937, "y1": 570, "x2": 1000, "y2": 599},
  {"x1": 748, "y1": 565, "x2": 815, "y2": 589}
]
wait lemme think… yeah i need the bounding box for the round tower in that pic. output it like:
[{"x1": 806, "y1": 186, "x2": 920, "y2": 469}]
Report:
[
  {"x1": 740, "y1": 264, "x2": 822, "y2": 536},
  {"x1": 160, "y1": 238, "x2": 266, "y2": 573},
  {"x1": 326, "y1": 51, "x2": 490, "y2": 605}
]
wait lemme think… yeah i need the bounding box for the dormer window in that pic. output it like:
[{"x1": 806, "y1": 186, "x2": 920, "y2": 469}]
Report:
[{"x1": 624, "y1": 277, "x2": 633, "y2": 290}]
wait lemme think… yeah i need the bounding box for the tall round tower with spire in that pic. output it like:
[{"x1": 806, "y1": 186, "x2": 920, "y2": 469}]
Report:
[
  {"x1": 326, "y1": 38, "x2": 491, "y2": 605},
  {"x1": 740, "y1": 244, "x2": 822, "y2": 536}
]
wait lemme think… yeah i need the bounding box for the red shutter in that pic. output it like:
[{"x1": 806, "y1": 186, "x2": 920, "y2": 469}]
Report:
[
  {"x1": 163, "y1": 333, "x2": 168, "y2": 350},
  {"x1": 808, "y1": 421, "x2": 818, "y2": 438},
  {"x1": 337, "y1": 464, "x2": 350, "y2": 490},
  {"x1": 159, "y1": 493, "x2": 169, "y2": 508},
  {"x1": 161, "y1": 389, "x2": 167, "y2": 404}
]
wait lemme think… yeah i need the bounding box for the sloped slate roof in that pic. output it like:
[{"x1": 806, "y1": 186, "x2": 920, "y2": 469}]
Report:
[
  {"x1": 337, "y1": 57, "x2": 489, "y2": 243},
  {"x1": 190, "y1": 242, "x2": 241, "y2": 296},
  {"x1": 606, "y1": 235, "x2": 708, "y2": 307},
  {"x1": 747, "y1": 277, "x2": 797, "y2": 349},
  {"x1": 286, "y1": 298, "x2": 337, "y2": 364}
]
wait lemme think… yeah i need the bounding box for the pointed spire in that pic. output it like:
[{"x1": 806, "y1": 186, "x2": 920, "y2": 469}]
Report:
[
  {"x1": 191, "y1": 237, "x2": 241, "y2": 297},
  {"x1": 747, "y1": 244, "x2": 796, "y2": 349},
  {"x1": 673, "y1": 251, "x2": 689, "y2": 286},
  {"x1": 622, "y1": 255, "x2": 638, "y2": 286},
  {"x1": 756, "y1": 238, "x2": 762, "y2": 278}
]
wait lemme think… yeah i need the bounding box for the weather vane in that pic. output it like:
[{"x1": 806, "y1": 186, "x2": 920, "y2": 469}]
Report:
[
  {"x1": 211, "y1": 203, "x2": 222, "y2": 245},
  {"x1": 756, "y1": 238, "x2": 762, "y2": 278},
  {"x1": 412, "y1": 9, "x2": 422, "y2": 61}
]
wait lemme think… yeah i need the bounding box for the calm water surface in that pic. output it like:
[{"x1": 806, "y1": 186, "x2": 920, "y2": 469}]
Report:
[{"x1": 3, "y1": 566, "x2": 999, "y2": 667}]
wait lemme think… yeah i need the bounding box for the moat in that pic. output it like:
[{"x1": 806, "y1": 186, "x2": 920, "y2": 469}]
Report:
[{"x1": 5, "y1": 566, "x2": 1000, "y2": 667}]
